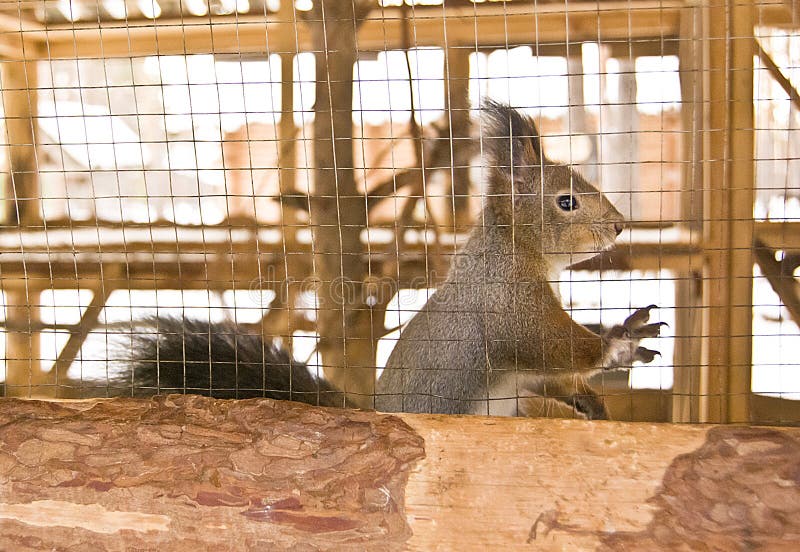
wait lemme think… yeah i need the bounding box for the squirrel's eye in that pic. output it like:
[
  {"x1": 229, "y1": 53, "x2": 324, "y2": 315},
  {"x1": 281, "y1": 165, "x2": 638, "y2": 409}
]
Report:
[{"x1": 557, "y1": 194, "x2": 579, "y2": 211}]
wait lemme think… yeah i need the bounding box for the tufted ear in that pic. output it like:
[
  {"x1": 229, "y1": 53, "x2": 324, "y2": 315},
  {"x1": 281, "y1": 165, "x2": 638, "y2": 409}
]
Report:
[{"x1": 482, "y1": 99, "x2": 542, "y2": 181}]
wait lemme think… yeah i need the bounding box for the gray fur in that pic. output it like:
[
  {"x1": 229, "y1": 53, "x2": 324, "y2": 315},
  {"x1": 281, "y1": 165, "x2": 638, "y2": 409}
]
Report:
[
  {"x1": 376, "y1": 101, "x2": 637, "y2": 416},
  {"x1": 123, "y1": 316, "x2": 345, "y2": 407}
]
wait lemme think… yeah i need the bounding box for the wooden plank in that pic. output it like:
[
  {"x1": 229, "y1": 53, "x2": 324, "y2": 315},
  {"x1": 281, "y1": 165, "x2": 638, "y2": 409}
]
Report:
[
  {"x1": 0, "y1": 12, "x2": 44, "y2": 34},
  {"x1": 0, "y1": 397, "x2": 799, "y2": 549},
  {"x1": 5, "y1": 1, "x2": 797, "y2": 60},
  {"x1": 699, "y1": 0, "x2": 756, "y2": 424}
]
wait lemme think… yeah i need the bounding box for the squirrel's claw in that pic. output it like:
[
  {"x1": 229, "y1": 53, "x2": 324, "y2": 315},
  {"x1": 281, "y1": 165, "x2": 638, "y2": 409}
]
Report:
[
  {"x1": 634, "y1": 347, "x2": 661, "y2": 364},
  {"x1": 631, "y1": 322, "x2": 667, "y2": 339},
  {"x1": 623, "y1": 305, "x2": 658, "y2": 328}
]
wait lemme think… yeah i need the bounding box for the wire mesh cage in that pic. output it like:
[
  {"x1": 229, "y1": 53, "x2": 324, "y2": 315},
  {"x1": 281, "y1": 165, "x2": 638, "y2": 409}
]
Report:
[{"x1": 0, "y1": 0, "x2": 798, "y2": 425}]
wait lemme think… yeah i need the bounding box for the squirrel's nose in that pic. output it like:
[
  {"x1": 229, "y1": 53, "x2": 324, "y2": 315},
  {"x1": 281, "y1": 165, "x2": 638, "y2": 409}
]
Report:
[{"x1": 614, "y1": 222, "x2": 625, "y2": 236}]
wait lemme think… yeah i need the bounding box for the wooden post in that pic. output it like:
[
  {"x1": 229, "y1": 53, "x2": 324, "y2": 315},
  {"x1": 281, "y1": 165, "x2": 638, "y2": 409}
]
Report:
[
  {"x1": 566, "y1": 51, "x2": 597, "y2": 182},
  {"x1": 260, "y1": 49, "x2": 303, "y2": 348},
  {"x1": 3, "y1": 290, "x2": 43, "y2": 397},
  {"x1": 277, "y1": 53, "x2": 297, "y2": 217},
  {"x1": 442, "y1": 45, "x2": 471, "y2": 232},
  {"x1": 672, "y1": 6, "x2": 704, "y2": 423},
  {"x1": 1, "y1": 59, "x2": 47, "y2": 397},
  {"x1": 699, "y1": 0, "x2": 756, "y2": 423},
  {"x1": 1, "y1": 59, "x2": 39, "y2": 225},
  {"x1": 301, "y1": 1, "x2": 375, "y2": 407},
  {"x1": 599, "y1": 52, "x2": 640, "y2": 221}
]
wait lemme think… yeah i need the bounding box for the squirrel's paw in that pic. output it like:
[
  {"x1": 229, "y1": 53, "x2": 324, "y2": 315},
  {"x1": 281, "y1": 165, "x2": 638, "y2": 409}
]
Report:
[{"x1": 602, "y1": 305, "x2": 665, "y2": 370}]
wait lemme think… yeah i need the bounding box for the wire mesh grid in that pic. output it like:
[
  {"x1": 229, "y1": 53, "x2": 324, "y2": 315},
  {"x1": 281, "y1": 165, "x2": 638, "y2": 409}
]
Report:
[{"x1": 0, "y1": 0, "x2": 797, "y2": 424}]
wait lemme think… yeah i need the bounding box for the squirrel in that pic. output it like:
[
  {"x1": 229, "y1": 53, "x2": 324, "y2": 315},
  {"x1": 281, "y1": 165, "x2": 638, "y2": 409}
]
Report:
[
  {"x1": 375, "y1": 100, "x2": 662, "y2": 419},
  {"x1": 109, "y1": 101, "x2": 661, "y2": 420}
]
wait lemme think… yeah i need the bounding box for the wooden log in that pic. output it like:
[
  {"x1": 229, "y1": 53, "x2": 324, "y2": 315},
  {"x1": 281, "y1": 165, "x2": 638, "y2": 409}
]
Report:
[
  {"x1": 0, "y1": 396, "x2": 424, "y2": 550},
  {"x1": 1, "y1": 396, "x2": 799, "y2": 549},
  {"x1": 403, "y1": 415, "x2": 800, "y2": 549}
]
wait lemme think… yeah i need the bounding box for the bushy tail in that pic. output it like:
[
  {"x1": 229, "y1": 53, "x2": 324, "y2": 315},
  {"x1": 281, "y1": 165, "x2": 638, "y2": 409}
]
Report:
[{"x1": 121, "y1": 316, "x2": 344, "y2": 407}]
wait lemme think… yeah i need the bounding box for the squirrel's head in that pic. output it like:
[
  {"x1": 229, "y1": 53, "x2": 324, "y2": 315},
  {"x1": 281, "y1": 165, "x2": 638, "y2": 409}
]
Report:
[{"x1": 482, "y1": 100, "x2": 625, "y2": 265}]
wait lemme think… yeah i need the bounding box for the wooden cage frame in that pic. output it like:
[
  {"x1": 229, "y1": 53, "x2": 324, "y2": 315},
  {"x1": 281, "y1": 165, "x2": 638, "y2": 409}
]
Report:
[{"x1": 0, "y1": 0, "x2": 798, "y2": 424}]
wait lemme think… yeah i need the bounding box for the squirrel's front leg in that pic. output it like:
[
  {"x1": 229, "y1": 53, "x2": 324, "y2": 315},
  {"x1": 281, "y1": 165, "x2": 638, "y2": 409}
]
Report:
[{"x1": 601, "y1": 305, "x2": 665, "y2": 370}]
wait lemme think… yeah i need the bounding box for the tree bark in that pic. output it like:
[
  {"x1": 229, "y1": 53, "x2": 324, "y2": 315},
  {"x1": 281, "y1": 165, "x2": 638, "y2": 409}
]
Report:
[{"x1": 0, "y1": 396, "x2": 424, "y2": 551}]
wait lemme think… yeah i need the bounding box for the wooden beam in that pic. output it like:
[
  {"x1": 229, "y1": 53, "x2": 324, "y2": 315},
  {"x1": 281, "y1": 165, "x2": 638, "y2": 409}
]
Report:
[
  {"x1": 779, "y1": 0, "x2": 800, "y2": 25},
  {"x1": 52, "y1": 275, "x2": 119, "y2": 392},
  {"x1": 754, "y1": 38, "x2": 800, "y2": 112},
  {"x1": 0, "y1": 12, "x2": 44, "y2": 34},
  {"x1": 753, "y1": 239, "x2": 800, "y2": 330},
  {"x1": 700, "y1": 0, "x2": 756, "y2": 424},
  {"x1": 756, "y1": 221, "x2": 800, "y2": 252},
  {"x1": 31, "y1": 2, "x2": 684, "y2": 60},
  {"x1": 5, "y1": 1, "x2": 797, "y2": 60},
  {"x1": 1, "y1": 396, "x2": 799, "y2": 548}
]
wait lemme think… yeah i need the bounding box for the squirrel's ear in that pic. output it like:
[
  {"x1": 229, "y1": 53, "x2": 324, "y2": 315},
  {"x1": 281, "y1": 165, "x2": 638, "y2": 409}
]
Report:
[{"x1": 482, "y1": 99, "x2": 542, "y2": 175}]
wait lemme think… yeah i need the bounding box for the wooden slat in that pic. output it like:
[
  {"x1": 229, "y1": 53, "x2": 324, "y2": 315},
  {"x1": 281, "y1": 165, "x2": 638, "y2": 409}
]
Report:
[{"x1": 1, "y1": 59, "x2": 39, "y2": 224}]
